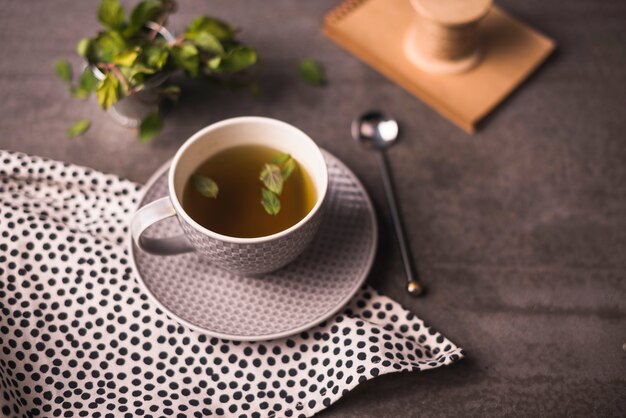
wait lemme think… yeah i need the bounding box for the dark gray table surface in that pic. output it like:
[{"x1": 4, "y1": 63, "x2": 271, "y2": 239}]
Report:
[{"x1": 1, "y1": 0, "x2": 625, "y2": 416}]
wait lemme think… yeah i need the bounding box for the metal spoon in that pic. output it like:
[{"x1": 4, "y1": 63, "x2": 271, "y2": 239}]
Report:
[{"x1": 351, "y1": 111, "x2": 425, "y2": 296}]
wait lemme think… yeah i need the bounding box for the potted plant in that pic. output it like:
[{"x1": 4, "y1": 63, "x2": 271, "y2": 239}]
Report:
[{"x1": 56, "y1": 0, "x2": 258, "y2": 141}]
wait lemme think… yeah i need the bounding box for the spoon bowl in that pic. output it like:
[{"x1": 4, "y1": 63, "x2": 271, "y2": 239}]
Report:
[{"x1": 351, "y1": 111, "x2": 399, "y2": 150}]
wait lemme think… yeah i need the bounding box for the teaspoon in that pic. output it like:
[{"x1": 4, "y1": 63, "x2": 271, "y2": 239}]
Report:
[{"x1": 351, "y1": 111, "x2": 425, "y2": 296}]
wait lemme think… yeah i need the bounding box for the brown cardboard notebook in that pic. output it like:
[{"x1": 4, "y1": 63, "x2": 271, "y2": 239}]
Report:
[{"x1": 323, "y1": 0, "x2": 555, "y2": 133}]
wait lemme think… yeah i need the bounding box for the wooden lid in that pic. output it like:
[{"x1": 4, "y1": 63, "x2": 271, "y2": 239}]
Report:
[{"x1": 410, "y1": 0, "x2": 492, "y2": 26}]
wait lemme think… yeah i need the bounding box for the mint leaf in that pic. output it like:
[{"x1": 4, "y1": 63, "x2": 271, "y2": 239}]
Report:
[
  {"x1": 126, "y1": 63, "x2": 156, "y2": 84},
  {"x1": 76, "y1": 38, "x2": 91, "y2": 57},
  {"x1": 67, "y1": 119, "x2": 90, "y2": 138},
  {"x1": 271, "y1": 153, "x2": 290, "y2": 164},
  {"x1": 98, "y1": 0, "x2": 126, "y2": 31},
  {"x1": 112, "y1": 49, "x2": 139, "y2": 67},
  {"x1": 90, "y1": 31, "x2": 126, "y2": 62},
  {"x1": 71, "y1": 68, "x2": 99, "y2": 99},
  {"x1": 192, "y1": 175, "x2": 219, "y2": 198},
  {"x1": 187, "y1": 16, "x2": 235, "y2": 41},
  {"x1": 261, "y1": 188, "x2": 280, "y2": 215},
  {"x1": 271, "y1": 153, "x2": 296, "y2": 180},
  {"x1": 95, "y1": 73, "x2": 120, "y2": 109},
  {"x1": 127, "y1": 0, "x2": 162, "y2": 35},
  {"x1": 139, "y1": 111, "x2": 163, "y2": 142},
  {"x1": 208, "y1": 47, "x2": 256, "y2": 73},
  {"x1": 298, "y1": 59, "x2": 325, "y2": 86},
  {"x1": 171, "y1": 44, "x2": 200, "y2": 77},
  {"x1": 186, "y1": 30, "x2": 223, "y2": 54},
  {"x1": 260, "y1": 164, "x2": 283, "y2": 195},
  {"x1": 280, "y1": 158, "x2": 296, "y2": 180},
  {"x1": 55, "y1": 59, "x2": 72, "y2": 83},
  {"x1": 141, "y1": 45, "x2": 169, "y2": 69}
]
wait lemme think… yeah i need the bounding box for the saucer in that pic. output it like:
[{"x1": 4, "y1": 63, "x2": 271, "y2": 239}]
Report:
[{"x1": 129, "y1": 150, "x2": 378, "y2": 341}]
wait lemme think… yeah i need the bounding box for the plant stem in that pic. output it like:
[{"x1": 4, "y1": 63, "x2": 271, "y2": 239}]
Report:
[{"x1": 107, "y1": 64, "x2": 131, "y2": 94}]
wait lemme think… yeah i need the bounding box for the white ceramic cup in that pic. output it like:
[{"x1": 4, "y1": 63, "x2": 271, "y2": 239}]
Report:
[{"x1": 130, "y1": 117, "x2": 328, "y2": 275}]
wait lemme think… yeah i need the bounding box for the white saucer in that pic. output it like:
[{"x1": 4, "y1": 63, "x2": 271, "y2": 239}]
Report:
[{"x1": 129, "y1": 150, "x2": 378, "y2": 341}]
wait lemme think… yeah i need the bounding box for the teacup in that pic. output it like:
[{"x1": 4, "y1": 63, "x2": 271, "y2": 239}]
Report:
[{"x1": 130, "y1": 116, "x2": 328, "y2": 275}]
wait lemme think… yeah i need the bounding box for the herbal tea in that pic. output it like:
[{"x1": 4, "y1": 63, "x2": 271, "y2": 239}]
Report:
[{"x1": 182, "y1": 145, "x2": 317, "y2": 238}]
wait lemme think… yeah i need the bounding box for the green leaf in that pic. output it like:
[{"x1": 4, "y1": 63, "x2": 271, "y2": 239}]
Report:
[
  {"x1": 95, "y1": 73, "x2": 120, "y2": 109},
  {"x1": 158, "y1": 85, "x2": 181, "y2": 102},
  {"x1": 98, "y1": 0, "x2": 126, "y2": 31},
  {"x1": 141, "y1": 45, "x2": 169, "y2": 70},
  {"x1": 271, "y1": 153, "x2": 296, "y2": 180},
  {"x1": 187, "y1": 16, "x2": 235, "y2": 41},
  {"x1": 71, "y1": 68, "x2": 99, "y2": 99},
  {"x1": 280, "y1": 158, "x2": 296, "y2": 180},
  {"x1": 186, "y1": 30, "x2": 223, "y2": 54},
  {"x1": 55, "y1": 59, "x2": 72, "y2": 83},
  {"x1": 90, "y1": 31, "x2": 126, "y2": 62},
  {"x1": 259, "y1": 163, "x2": 283, "y2": 195},
  {"x1": 208, "y1": 47, "x2": 256, "y2": 73},
  {"x1": 112, "y1": 49, "x2": 139, "y2": 67},
  {"x1": 271, "y1": 153, "x2": 291, "y2": 165},
  {"x1": 261, "y1": 188, "x2": 281, "y2": 215},
  {"x1": 67, "y1": 119, "x2": 90, "y2": 138},
  {"x1": 171, "y1": 44, "x2": 199, "y2": 77},
  {"x1": 126, "y1": 63, "x2": 156, "y2": 84},
  {"x1": 139, "y1": 111, "x2": 163, "y2": 142},
  {"x1": 192, "y1": 175, "x2": 219, "y2": 198},
  {"x1": 70, "y1": 86, "x2": 87, "y2": 99},
  {"x1": 76, "y1": 38, "x2": 91, "y2": 57},
  {"x1": 298, "y1": 58, "x2": 326, "y2": 86},
  {"x1": 127, "y1": 0, "x2": 162, "y2": 35}
]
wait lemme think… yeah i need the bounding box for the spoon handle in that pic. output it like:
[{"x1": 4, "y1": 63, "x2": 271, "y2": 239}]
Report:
[{"x1": 376, "y1": 151, "x2": 424, "y2": 296}]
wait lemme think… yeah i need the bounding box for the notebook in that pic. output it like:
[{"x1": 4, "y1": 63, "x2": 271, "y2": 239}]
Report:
[{"x1": 323, "y1": 0, "x2": 556, "y2": 133}]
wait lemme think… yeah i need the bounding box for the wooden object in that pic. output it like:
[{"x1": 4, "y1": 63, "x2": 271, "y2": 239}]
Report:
[
  {"x1": 323, "y1": 0, "x2": 556, "y2": 133},
  {"x1": 405, "y1": 0, "x2": 492, "y2": 74}
]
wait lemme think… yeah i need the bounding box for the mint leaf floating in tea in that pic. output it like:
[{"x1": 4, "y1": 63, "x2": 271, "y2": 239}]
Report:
[
  {"x1": 259, "y1": 153, "x2": 298, "y2": 215},
  {"x1": 280, "y1": 157, "x2": 296, "y2": 180},
  {"x1": 67, "y1": 119, "x2": 91, "y2": 138},
  {"x1": 55, "y1": 59, "x2": 73, "y2": 83},
  {"x1": 192, "y1": 175, "x2": 219, "y2": 199},
  {"x1": 139, "y1": 111, "x2": 163, "y2": 142},
  {"x1": 271, "y1": 152, "x2": 290, "y2": 165},
  {"x1": 261, "y1": 188, "x2": 281, "y2": 216},
  {"x1": 271, "y1": 153, "x2": 297, "y2": 180},
  {"x1": 260, "y1": 163, "x2": 284, "y2": 195},
  {"x1": 298, "y1": 58, "x2": 326, "y2": 87}
]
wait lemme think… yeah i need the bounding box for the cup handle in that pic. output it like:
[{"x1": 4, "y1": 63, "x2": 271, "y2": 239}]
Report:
[{"x1": 130, "y1": 197, "x2": 194, "y2": 255}]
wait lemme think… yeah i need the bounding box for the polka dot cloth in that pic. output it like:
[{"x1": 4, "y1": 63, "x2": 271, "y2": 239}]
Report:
[{"x1": 0, "y1": 150, "x2": 464, "y2": 417}]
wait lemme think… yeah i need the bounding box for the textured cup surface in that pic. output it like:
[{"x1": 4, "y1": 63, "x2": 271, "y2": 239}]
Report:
[{"x1": 133, "y1": 117, "x2": 329, "y2": 275}]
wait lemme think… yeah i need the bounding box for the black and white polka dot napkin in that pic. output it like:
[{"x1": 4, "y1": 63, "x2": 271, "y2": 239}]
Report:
[{"x1": 0, "y1": 150, "x2": 463, "y2": 418}]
